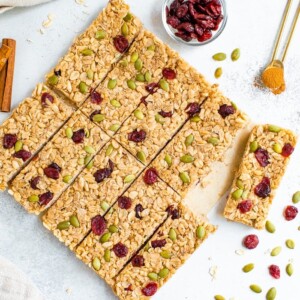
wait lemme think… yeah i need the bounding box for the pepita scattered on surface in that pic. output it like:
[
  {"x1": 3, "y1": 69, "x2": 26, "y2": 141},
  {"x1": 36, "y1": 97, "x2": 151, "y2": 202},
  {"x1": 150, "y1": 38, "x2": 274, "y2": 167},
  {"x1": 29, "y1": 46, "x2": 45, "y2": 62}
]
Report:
[
  {"x1": 185, "y1": 134, "x2": 194, "y2": 147},
  {"x1": 79, "y1": 81, "x2": 88, "y2": 94},
  {"x1": 286, "y1": 263, "x2": 294, "y2": 276},
  {"x1": 164, "y1": 154, "x2": 172, "y2": 167},
  {"x1": 160, "y1": 250, "x2": 172, "y2": 259},
  {"x1": 124, "y1": 174, "x2": 135, "y2": 183},
  {"x1": 144, "y1": 71, "x2": 152, "y2": 82},
  {"x1": 214, "y1": 295, "x2": 225, "y2": 300},
  {"x1": 121, "y1": 22, "x2": 129, "y2": 36},
  {"x1": 81, "y1": 48, "x2": 93, "y2": 56},
  {"x1": 100, "y1": 232, "x2": 111, "y2": 243},
  {"x1": 292, "y1": 191, "x2": 300, "y2": 204},
  {"x1": 110, "y1": 99, "x2": 121, "y2": 108},
  {"x1": 123, "y1": 13, "x2": 132, "y2": 22},
  {"x1": 28, "y1": 195, "x2": 39, "y2": 203},
  {"x1": 179, "y1": 172, "x2": 190, "y2": 184},
  {"x1": 104, "y1": 249, "x2": 111, "y2": 262},
  {"x1": 196, "y1": 225, "x2": 205, "y2": 239},
  {"x1": 108, "y1": 79, "x2": 117, "y2": 90},
  {"x1": 109, "y1": 124, "x2": 120, "y2": 132},
  {"x1": 48, "y1": 75, "x2": 58, "y2": 85},
  {"x1": 286, "y1": 239, "x2": 295, "y2": 249},
  {"x1": 108, "y1": 225, "x2": 118, "y2": 234},
  {"x1": 86, "y1": 159, "x2": 94, "y2": 170},
  {"x1": 249, "y1": 284, "x2": 262, "y2": 293},
  {"x1": 14, "y1": 141, "x2": 23, "y2": 152},
  {"x1": 214, "y1": 67, "x2": 223, "y2": 79},
  {"x1": 95, "y1": 29, "x2": 106, "y2": 40},
  {"x1": 190, "y1": 115, "x2": 200, "y2": 122},
  {"x1": 266, "y1": 287, "x2": 277, "y2": 300},
  {"x1": 148, "y1": 272, "x2": 158, "y2": 281},
  {"x1": 180, "y1": 154, "x2": 195, "y2": 163},
  {"x1": 127, "y1": 79, "x2": 136, "y2": 90},
  {"x1": 270, "y1": 246, "x2": 282, "y2": 257},
  {"x1": 134, "y1": 109, "x2": 144, "y2": 120},
  {"x1": 268, "y1": 125, "x2": 281, "y2": 133},
  {"x1": 136, "y1": 73, "x2": 145, "y2": 82},
  {"x1": 101, "y1": 201, "x2": 110, "y2": 211},
  {"x1": 66, "y1": 127, "x2": 73, "y2": 138},
  {"x1": 134, "y1": 59, "x2": 143, "y2": 71},
  {"x1": 208, "y1": 137, "x2": 219, "y2": 146},
  {"x1": 63, "y1": 175, "x2": 72, "y2": 184},
  {"x1": 265, "y1": 220, "x2": 276, "y2": 233},
  {"x1": 231, "y1": 48, "x2": 240, "y2": 61},
  {"x1": 212, "y1": 52, "x2": 226, "y2": 61},
  {"x1": 242, "y1": 263, "x2": 254, "y2": 273},
  {"x1": 84, "y1": 146, "x2": 95, "y2": 154},
  {"x1": 232, "y1": 189, "x2": 243, "y2": 200},
  {"x1": 273, "y1": 143, "x2": 282, "y2": 154}
]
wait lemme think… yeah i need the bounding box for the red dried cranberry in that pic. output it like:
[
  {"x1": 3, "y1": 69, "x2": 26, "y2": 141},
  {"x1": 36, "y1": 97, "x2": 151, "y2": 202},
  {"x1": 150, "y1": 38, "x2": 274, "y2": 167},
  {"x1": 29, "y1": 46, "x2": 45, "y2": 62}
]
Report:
[
  {"x1": 13, "y1": 150, "x2": 31, "y2": 162},
  {"x1": 177, "y1": 22, "x2": 195, "y2": 33},
  {"x1": 170, "y1": 0, "x2": 181, "y2": 15},
  {"x1": 284, "y1": 205, "x2": 298, "y2": 221},
  {"x1": 195, "y1": 24, "x2": 204, "y2": 36},
  {"x1": 49, "y1": 162, "x2": 61, "y2": 172},
  {"x1": 39, "y1": 191, "x2": 54, "y2": 206},
  {"x1": 54, "y1": 69, "x2": 61, "y2": 76},
  {"x1": 72, "y1": 129, "x2": 85, "y2": 144},
  {"x1": 162, "y1": 68, "x2": 177, "y2": 80},
  {"x1": 141, "y1": 282, "x2": 158, "y2": 297},
  {"x1": 255, "y1": 148, "x2": 270, "y2": 167},
  {"x1": 159, "y1": 110, "x2": 173, "y2": 118},
  {"x1": 237, "y1": 200, "x2": 253, "y2": 213},
  {"x1": 91, "y1": 215, "x2": 107, "y2": 235},
  {"x1": 128, "y1": 129, "x2": 147, "y2": 143},
  {"x1": 175, "y1": 31, "x2": 193, "y2": 42},
  {"x1": 41, "y1": 92, "x2": 54, "y2": 107},
  {"x1": 197, "y1": 18, "x2": 216, "y2": 30},
  {"x1": 3, "y1": 134, "x2": 17, "y2": 149},
  {"x1": 254, "y1": 177, "x2": 271, "y2": 198},
  {"x1": 113, "y1": 242, "x2": 128, "y2": 258},
  {"x1": 135, "y1": 204, "x2": 144, "y2": 219},
  {"x1": 90, "y1": 90, "x2": 103, "y2": 105},
  {"x1": 145, "y1": 83, "x2": 159, "y2": 94},
  {"x1": 167, "y1": 16, "x2": 181, "y2": 29},
  {"x1": 269, "y1": 265, "x2": 280, "y2": 279},
  {"x1": 166, "y1": 206, "x2": 180, "y2": 219},
  {"x1": 131, "y1": 255, "x2": 145, "y2": 267},
  {"x1": 151, "y1": 239, "x2": 167, "y2": 248},
  {"x1": 282, "y1": 143, "x2": 294, "y2": 157},
  {"x1": 30, "y1": 176, "x2": 41, "y2": 190},
  {"x1": 185, "y1": 102, "x2": 201, "y2": 117},
  {"x1": 93, "y1": 159, "x2": 114, "y2": 183},
  {"x1": 140, "y1": 96, "x2": 148, "y2": 106},
  {"x1": 176, "y1": 4, "x2": 189, "y2": 18},
  {"x1": 206, "y1": 1, "x2": 222, "y2": 17},
  {"x1": 113, "y1": 35, "x2": 129, "y2": 53},
  {"x1": 143, "y1": 168, "x2": 159, "y2": 185},
  {"x1": 118, "y1": 196, "x2": 132, "y2": 210},
  {"x1": 243, "y1": 234, "x2": 259, "y2": 249},
  {"x1": 44, "y1": 164, "x2": 60, "y2": 180},
  {"x1": 218, "y1": 104, "x2": 235, "y2": 119},
  {"x1": 197, "y1": 30, "x2": 213, "y2": 42},
  {"x1": 90, "y1": 110, "x2": 101, "y2": 121}
]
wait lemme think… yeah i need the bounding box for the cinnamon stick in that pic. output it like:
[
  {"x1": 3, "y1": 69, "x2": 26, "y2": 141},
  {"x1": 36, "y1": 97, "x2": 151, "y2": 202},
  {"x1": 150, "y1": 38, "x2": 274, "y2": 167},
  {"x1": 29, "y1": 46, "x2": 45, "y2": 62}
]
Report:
[{"x1": 0, "y1": 44, "x2": 12, "y2": 73}]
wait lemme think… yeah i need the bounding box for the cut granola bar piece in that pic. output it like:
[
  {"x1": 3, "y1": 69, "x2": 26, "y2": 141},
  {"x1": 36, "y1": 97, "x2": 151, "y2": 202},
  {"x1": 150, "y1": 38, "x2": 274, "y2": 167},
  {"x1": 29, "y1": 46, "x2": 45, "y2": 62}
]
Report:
[
  {"x1": 9, "y1": 110, "x2": 109, "y2": 215},
  {"x1": 114, "y1": 204, "x2": 216, "y2": 300},
  {"x1": 42, "y1": 140, "x2": 144, "y2": 250},
  {"x1": 224, "y1": 124, "x2": 297, "y2": 229},
  {"x1": 75, "y1": 167, "x2": 181, "y2": 286}
]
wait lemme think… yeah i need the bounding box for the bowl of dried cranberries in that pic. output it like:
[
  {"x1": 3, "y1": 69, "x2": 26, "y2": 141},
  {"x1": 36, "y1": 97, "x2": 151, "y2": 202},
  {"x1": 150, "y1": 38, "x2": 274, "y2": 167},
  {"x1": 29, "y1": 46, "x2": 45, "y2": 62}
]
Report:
[{"x1": 163, "y1": 0, "x2": 227, "y2": 46}]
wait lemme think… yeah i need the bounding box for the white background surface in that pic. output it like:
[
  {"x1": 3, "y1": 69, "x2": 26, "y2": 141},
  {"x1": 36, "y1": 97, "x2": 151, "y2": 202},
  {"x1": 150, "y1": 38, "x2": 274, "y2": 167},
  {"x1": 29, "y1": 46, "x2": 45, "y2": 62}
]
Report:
[{"x1": 1, "y1": 0, "x2": 300, "y2": 299}]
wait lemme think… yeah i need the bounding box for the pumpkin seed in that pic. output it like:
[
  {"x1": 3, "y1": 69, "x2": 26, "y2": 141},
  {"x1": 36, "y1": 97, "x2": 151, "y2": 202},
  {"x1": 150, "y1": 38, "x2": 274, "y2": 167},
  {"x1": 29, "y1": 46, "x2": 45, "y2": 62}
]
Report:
[
  {"x1": 164, "y1": 154, "x2": 172, "y2": 167},
  {"x1": 86, "y1": 159, "x2": 94, "y2": 170},
  {"x1": 236, "y1": 179, "x2": 244, "y2": 189},
  {"x1": 108, "y1": 79, "x2": 117, "y2": 89},
  {"x1": 158, "y1": 268, "x2": 169, "y2": 278},
  {"x1": 109, "y1": 124, "x2": 120, "y2": 132},
  {"x1": 266, "y1": 287, "x2": 276, "y2": 300},
  {"x1": 144, "y1": 71, "x2": 152, "y2": 82},
  {"x1": 95, "y1": 30, "x2": 106, "y2": 40},
  {"x1": 48, "y1": 75, "x2": 58, "y2": 85},
  {"x1": 190, "y1": 115, "x2": 200, "y2": 122},
  {"x1": 242, "y1": 263, "x2": 254, "y2": 273},
  {"x1": 78, "y1": 157, "x2": 84, "y2": 165},
  {"x1": 185, "y1": 134, "x2": 194, "y2": 147},
  {"x1": 110, "y1": 99, "x2": 121, "y2": 108},
  {"x1": 65, "y1": 127, "x2": 73, "y2": 138},
  {"x1": 208, "y1": 137, "x2": 219, "y2": 146},
  {"x1": 168, "y1": 228, "x2": 177, "y2": 241},
  {"x1": 69, "y1": 215, "x2": 80, "y2": 228},
  {"x1": 232, "y1": 189, "x2": 243, "y2": 200},
  {"x1": 28, "y1": 195, "x2": 39, "y2": 203},
  {"x1": 63, "y1": 175, "x2": 72, "y2": 184},
  {"x1": 101, "y1": 201, "x2": 109, "y2": 211},
  {"x1": 180, "y1": 154, "x2": 195, "y2": 163},
  {"x1": 250, "y1": 140, "x2": 259, "y2": 152},
  {"x1": 84, "y1": 128, "x2": 90, "y2": 138},
  {"x1": 127, "y1": 79, "x2": 136, "y2": 90},
  {"x1": 108, "y1": 225, "x2": 119, "y2": 234},
  {"x1": 196, "y1": 225, "x2": 205, "y2": 239},
  {"x1": 79, "y1": 81, "x2": 88, "y2": 94},
  {"x1": 84, "y1": 154, "x2": 92, "y2": 166},
  {"x1": 81, "y1": 48, "x2": 93, "y2": 56},
  {"x1": 160, "y1": 250, "x2": 172, "y2": 259},
  {"x1": 231, "y1": 48, "x2": 240, "y2": 61},
  {"x1": 100, "y1": 232, "x2": 111, "y2": 243},
  {"x1": 84, "y1": 146, "x2": 95, "y2": 154},
  {"x1": 104, "y1": 249, "x2": 111, "y2": 262},
  {"x1": 57, "y1": 221, "x2": 70, "y2": 230},
  {"x1": 270, "y1": 246, "x2": 281, "y2": 256},
  {"x1": 159, "y1": 79, "x2": 169, "y2": 92},
  {"x1": 92, "y1": 257, "x2": 101, "y2": 271},
  {"x1": 105, "y1": 144, "x2": 114, "y2": 156},
  {"x1": 137, "y1": 151, "x2": 147, "y2": 163},
  {"x1": 148, "y1": 272, "x2": 158, "y2": 281},
  {"x1": 286, "y1": 239, "x2": 295, "y2": 249},
  {"x1": 14, "y1": 140, "x2": 23, "y2": 152},
  {"x1": 179, "y1": 172, "x2": 190, "y2": 184},
  {"x1": 123, "y1": 13, "x2": 132, "y2": 22},
  {"x1": 273, "y1": 143, "x2": 282, "y2": 154},
  {"x1": 214, "y1": 67, "x2": 223, "y2": 79},
  {"x1": 155, "y1": 113, "x2": 165, "y2": 124},
  {"x1": 121, "y1": 23, "x2": 129, "y2": 36},
  {"x1": 134, "y1": 59, "x2": 143, "y2": 71},
  {"x1": 120, "y1": 60, "x2": 128, "y2": 67},
  {"x1": 268, "y1": 125, "x2": 281, "y2": 133},
  {"x1": 134, "y1": 109, "x2": 144, "y2": 120},
  {"x1": 286, "y1": 263, "x2": 293, "y2": 276},
  {"x1": 213, "y1": 52, "x2": 227, "y2": 61},
  {"x1": 292, "y1": 191, "x2": 300, "y2": 204},
  {"x1": 124, "y1": 174, "x2": 135, "y2": 183},
  {"x1": 136, "y1": 73, "x2": 145, "y2": 82},
  {"x1": 147, "y1": 44, "x2": 156, "y2": 51},
  {"x1": 130, "y1": 52, "x2": 139, "y2": 63},
  {"x1": 250, "y1": 284, "x2": 262, "y2": 293},
  {"x1": 265, "y1": 220, "x2": 276, "y2": 233},
  {"x1": 214, "y1": 296, "x2": 225, "y2": 300}
]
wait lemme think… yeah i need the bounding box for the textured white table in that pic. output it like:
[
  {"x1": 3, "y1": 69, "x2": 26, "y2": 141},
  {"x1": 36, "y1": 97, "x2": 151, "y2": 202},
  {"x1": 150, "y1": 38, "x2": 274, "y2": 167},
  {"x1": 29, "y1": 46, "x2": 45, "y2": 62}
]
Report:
[{"x1": 1, "y1": 0, "x2": 300, "y2": 299}]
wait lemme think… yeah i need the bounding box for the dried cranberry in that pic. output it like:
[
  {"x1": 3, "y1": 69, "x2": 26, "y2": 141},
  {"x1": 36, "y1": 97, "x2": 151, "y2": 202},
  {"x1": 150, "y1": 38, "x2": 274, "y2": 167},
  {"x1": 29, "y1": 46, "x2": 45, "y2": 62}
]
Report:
[
  {"x1": 91, "y1": 215, "x2": 107, "y2": 235},
  {"x1": 3, "y1": 134, "x2": 17, "y2": 149},
  {"x1": 128, "y1": 129, "x2": 147, "y2": 143},
  {"x1": 113, "y1": 35, "x2": 129, "y2": 53},
  {"x1": 90, "y1": 110, "x2": 101, "y2": 121},
  {"x1": 13, "y1": 150, "x2": 31, "y2": 162},
  {"x1": 282, "y1": 143, "x2": 294, "y2": 157},
  {"x1": 30, "y1": 176, "x2": 41, "y2": 190},
  {"x1": 176, "y1": 4, "x2": 189, "y2": 18},
  {"x1": 254, "y1": 148, "x2": 270, "y2": 167},
  {"x1": 145, "y1": 83, "x2": 159, "y2": 94},
  {"x1": 131, "y1": 255, "x2": 145, "y2": 267},
  {"x1": 39, "y1": 191, "x2": 54, "y2": 206},
  {"x1": 166, "y1": 206, "x2": 180, "y2": 219},
  {"x1": 113, "y1": 242, "x2": 128, "y2": 258},
  {"x1": 177, "y1": 22, "x2": 195, "y2": 33},
  {"x1": 141, "y1": 282, "x2": 158, "y2": 297},
  {"x1": 195, "y1": 24, "x2": 204, "y2": 36},
  {"x1": 197, "y1": 18, "x2": 216, "y2": 30},
  {"x1": 143, "y1": 168, "x2": 159, "y2": 185},
  {"x1": 72, "y1": 129, "x2": 85, "y2": 144},
  {"x1": 269, "y1": 265, "x2": 280, "y2": 279},
  {"x1": 254, "y1": 177, "x2": 271, "y2": 198},
  {"x1": 175, "y1": 31, "x2": 193, "y2": 42},
  {"x1": 159, "y1": 110, "x2": 173, "y2": 118},
  {"x1": 44, "y1": 164, "x2": 60, "y2": 180},
  {"x1": 54, "y1": 69, "x2": 61, "y2": 76},
  {"x1": 197, "y1": 30, "x2": 212, "y2": 42},
  {"x1": 206, "y1": 1, "x2": 222, "y2": 17},
  {"x1": 167, "y1": 16, "x2": 181, "y2": 29},
  {"x1": 284, "y1": 205, "x2": 298, "y2": 221},
  {"x1": 135, "y1": 204, "x2": 144, "y2": 219},
  {"x1": 118, "y1": 196, "x2": 132, "y2": 210},
  {"x1": 140, "y1": 96, "x2": 148, "y2": 106},
  {"x1": 162, "y1": 68, "x2": 177, "y2": 80},
  {"x1": 237, "y1": 200, "x2": 253, "y2": 213},
  {"x1": 243, "y1": 234, "x2": 259, "y2": 249},
  {"x1": 90, "y1": 90, "x2": 103, "y2": 105},
  {"x1": 185, "y1": 102, "x2": 201, "y2": 117},
  {"x1": 218, "y1": 104, "x2": 235, "y2": 119},
  {"x1": 170, "y1": 0, "x2": 181, "y2": 15},
  {"x1": 41, "y1": 92, "x2": 54, "y2": 107},
  {"x1": 49, "y1": 162, "x2": 62, "y2": 172},
  {"x1": 151, "y1": 239, "x2": 166, "y2": 248},
  {"x1": 93, "y1": 159, "x2": 114, "y2": 183}
]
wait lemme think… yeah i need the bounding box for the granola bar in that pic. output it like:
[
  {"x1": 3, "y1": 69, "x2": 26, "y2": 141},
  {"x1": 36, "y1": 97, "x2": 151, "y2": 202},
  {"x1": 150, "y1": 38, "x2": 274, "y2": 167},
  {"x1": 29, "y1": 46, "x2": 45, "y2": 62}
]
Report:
[
  {"x1": 114, "y1": 204, "x2": 216, "y2": 300},
  {"x1": 75, "y1": 167, "x2": 181, "y2": 286},
  {"x1": 224, "y1": 124, "x2": 297, "y2": 229},
  {"x1": 9, "y1": 110, "x2": 109, "y2": 215},
  {"x1": 152, "y1": 88, "x2": 249, "y2": 197},
  {"x1": 42, "y1": 139, "x2": 143, "y2": 250},
  {"x1": 0, "y1": 83, "x2": 74, "y2": 191},
  {"x1": 46, "y1": 0, "x2": 142, "y2": 106},
  {"x1": 80, "y1": 29, "x2": 173, "y2": 136}
]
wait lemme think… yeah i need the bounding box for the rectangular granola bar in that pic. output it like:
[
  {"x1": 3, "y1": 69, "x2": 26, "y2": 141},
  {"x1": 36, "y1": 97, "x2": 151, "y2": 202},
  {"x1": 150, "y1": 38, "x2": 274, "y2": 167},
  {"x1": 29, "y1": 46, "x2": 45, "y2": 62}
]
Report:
[
  {"x1": 114, "y1": 204, "x2": 216, "y2": 300},
  {"x1": 224, "y1": 124, "x2": 297, "y2": 229},
  {"x1": 75, "y1": 168, "x2": 181, "y2": 286},
  {"x1": 46, "y1": 0, "x2": 142, "y2": 106},
  {"x1": 80, "y1": 29, "x2": 173, "y2": 136},
  {"x1": 42, "y1": 139, "x2": 144, "y2": 250},
  {"x1": 151, "y1": 88, "x2": 249, "y2": 197},
  {"x1": 0, "y1": 83, "x2": 74, "y2": 191},
  {"x1": 9, "y1": 110, "x2": 109, "y2": 215}
]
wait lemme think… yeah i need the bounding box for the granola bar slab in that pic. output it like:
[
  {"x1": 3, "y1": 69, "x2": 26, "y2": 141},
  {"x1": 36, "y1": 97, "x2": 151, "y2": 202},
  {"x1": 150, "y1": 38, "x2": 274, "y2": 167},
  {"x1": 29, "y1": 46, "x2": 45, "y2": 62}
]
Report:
[
  {"x1": 75, "y1": 167, "x2": 181, "y2": 286},
  {"x1": 42, "y1": 139, "x2": 143, "y2": 250},
  {"x1": 46, "y1": 0, "x2": 142, "y2": 106},
  {"x1": 114, "y1": 204, "x2": 216, "y2": 300},
  {"x1": 224, "y1": 124, "x2": 297, "y2": 229},
  {"x1": 152, "y1": 88, "x2": 249, "y2": 197},
  {"x1": 0, "y1": 83, "x2": 74, "y2": 191},
  {"x1": 9, "y1": 110, "x2": 109, "y2": 215}
]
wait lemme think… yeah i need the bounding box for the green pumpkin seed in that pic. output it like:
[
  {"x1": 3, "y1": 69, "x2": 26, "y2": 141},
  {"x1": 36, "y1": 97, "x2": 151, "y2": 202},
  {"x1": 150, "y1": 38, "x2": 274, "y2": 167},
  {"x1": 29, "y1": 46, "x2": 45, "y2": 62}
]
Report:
[
  {"x1": 286, "y1": 263, "x2": 293, "y2": 276},
  {"x1": 28, "y1": 195, "x2": 39, "y2": 203},
  {"x1": 108, "y1": 225, "x2": 119, "y2": 234},
  {"x1": 268, "y1": 125, "x2": 281, "y2": 133},
  {"x1": 63, "y1": 175, "x2": 72, "y2": 184},
  {"x1": 292, "y1": 191, "x2": 300, "y2": 204},
  {"x1": 134, "y1": 109, "x2": 144, "y2": 120},
  {"x1": 92, "y1": 257, "x2": 101, "y2": 271},
  {"x1": 109, "y1": 124, "x2": 120, "y2": 132},
  {"x1": 104, "y1": 249, "x2": 111, "y2": 262},
  {"x1": 86, "y1": 159, "x2": 94, "y2": 170},
  {"x1": 190, "y1": 115, "x2": 200, "y2": 122},
  {"x1": 110, "y1": 99, "x2": 121, "y2": 108},
  {"x1": 286, "y1": 239, "x2": 295, "y2": 249},
  {"x1": 48, "y1": 75, "x2": 59, "y2": 85},
  {"x1": 250, "y1": 284, "x2": 262, "y2": 293},
  {"x1": 121, "y1": 23, "x2": 129, "y2": 36},
  {"x1": 144, "y1": 242, "x2": 150, "y2": 252},
  {"x1": 180, "y1": 154, "x2": 195, "y2": 163},
  {"x1": 105, "y1": 144, "x2": 114, "y2": 156},
  {"x1": 124, "y1": 174, "x2": 135, "y2": 183},
  {"x1": 147, "y1": 45, "x2": 156, "y2": 51},
  {"x1": 84, "y1": 154, "x2": 92, "y2": 166},
  {"x1": 136, "y1": 73, "x2": 145, "y2": 82},
  {"x1": 95, "y1": 29, "x2": 106, "y2": 40},
  {"x1": 158, "y1": 268, "x2": 169, "y2": 278},
  {"x1": 130, "y1": 52, "x2": 139, "y2": 63},
  {"x1": 100, "y1": 232, "x2": 111, "y2": 243},
  {"x1": 84, "y1": 128, "x2": 90, "y2": 138},
  {"x1": 81, "y1": 48, "x2": 93, "y2": 56},
  {"x1": 134, "y1": 59, "x2": 143, "y2": 71},
  {"x1": 160, "y1": 250, "x2": 172, "y2": 259},
  {"x1": 250, "y1": 140, "x2": 259, "y2": 152},
  {"x1": 123, "y1": 13, "x2": 132, "y2": 22},
  {"x1": 185, "y1": 134, "x2": 194, "y2": 147},
  {"x1": 79, "y1": 81, "x2": 88, "y2": 94},
  {"x1": 164, "y1": 154, "x2": 172, "y2": 167},
  {"x1": 266, "y1": 287, "x2": 277, "y2": 300},
  {"x1": 148, "y1": 272, "x2": 158, "y2": 281},
  {"x1": 273, "y1": 143, "x2": 282, "y2": 154},
  {"x1": 155, "y1": 113, "x2": 165, "y2": 124},
  {"x1": 236, "y1": 179, "x2": 244, "y2": 189},
  {"x1": 232, "y1": 189, "x2": 243, "y2": 200},
  {"x1": 137, "y1": 151, "x2": 147, "y2": 163},
  {"x1": 208, "y1": 137, "x2": 219, "y2": 146},
  {"x1": 242, "y1": 263, "x2": 254, "y2": 273},
  {"x1": 265, "y1": 220, "x2": 276, "y2": 233},
  {"x1": 144, "y1": 71, "x2": 152, "y2": 82},
  {"x1": 168, "y1": 228, "x2": 177, "y2": 241},
  {"x1": 120, "y1": 60, "x2": 128, "y2": 67},
  {"x1": 196, "y1": 225, "x2": 205, "y2": 239},
  {"x1": 57, "y1": 221, "x2": 70, "y2": 230},
  {"x1": 159, "y1": 79, "x2": 169, "y2": 92},
  {"x1": 179, "y1": 172, "x2": 190, "y2": 184},
  {"x1": 65, "y1": 127, "x2": 73, "y2": 139},
  {"x1": 108, "y1": 79, "x2": 117, "y2": 90},
  {"x1": 69, "y1": 215, "x2": 80, "y2": 228},
  {"x1": 101, "y1": 201, "x2": 110, "y2": 211},
  {"x1": 127, "y1": 79, "x2": 136, "y2": 90},
  {"x1": 86, "y1": 69, "x2": 94, "y2": 80},
  {"x1": 231, "y1": 48, "x2": 240, "y2": 61},
  {"x1": 84, "y1": 146, "x2": 95, "y2": 154},
  {"x1": 214, "y1": 295, "x2": 225, "y2": 300},
  {"x1": 212, "y1": 52, "x2": 227, "y2": 61},
  {"x1": 214, "y1": 67, "x2": 223, "y2": 79},
  {"x1": 270, "y1": 246, "x2": 281, "y2": 257},
  {"x1": 14, "y1": 140, "x2": 23, "y2": 152}
]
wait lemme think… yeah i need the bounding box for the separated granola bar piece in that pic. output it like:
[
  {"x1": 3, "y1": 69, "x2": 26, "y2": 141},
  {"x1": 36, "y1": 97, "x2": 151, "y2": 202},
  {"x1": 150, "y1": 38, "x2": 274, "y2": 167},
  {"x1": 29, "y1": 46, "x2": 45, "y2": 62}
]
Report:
[
  {"x1": 46, "y1": 0, "x2": 142, "y2": 106},
  {"x1": 80, "y1": 30, "x2": 173, "y2": 136},
  {"x1": 152, "y1": 88, "x2": 248, "y2": 197},
  {"x1": 9, "y1": 110, "x2": 109, "y2": 215},
  {"x1": 224, "y1": 124, "x2": 297, "y2": 229},
  {"x1": 0, "y1": 83, "x2": 74, "y2": 191},
  {"x1": 75, "y1": 167, "x2": 181, "y2": 286},
  {"x1": 114, "y1": 204, "x2": 216, "y2": 300},
  {"x1": 42, "y1": 140, "x2": 143, "y2": 250}
]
